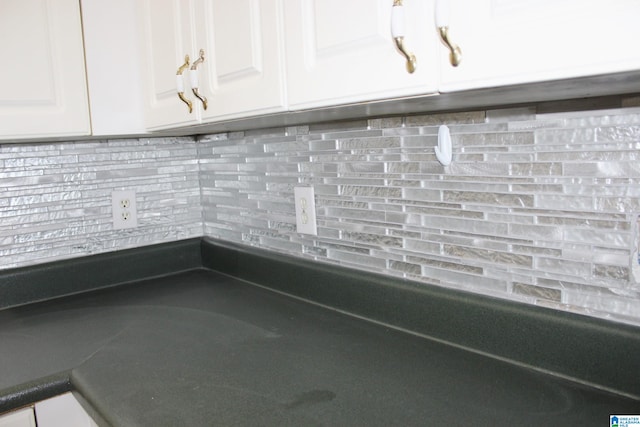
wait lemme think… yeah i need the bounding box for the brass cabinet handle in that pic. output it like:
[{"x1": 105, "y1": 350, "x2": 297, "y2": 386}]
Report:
[
  {"x1": 435, "y1": 0, "x2": 462, "y2": 67},
  {"x1": 176, "y1": 55, "x2": 193, "y2": 113},
  {"x1": 190, "y1": 49, "x2": 208, "y2": 110},
  {"x1": 391, "y1": 0, "x2": 417, "y2": 74}
]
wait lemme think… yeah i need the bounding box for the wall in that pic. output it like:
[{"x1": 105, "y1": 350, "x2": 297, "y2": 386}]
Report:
[
  {"x1": 199, "y1": 102, "x2": 640, "y2": 326},
  {"x1": 0, "y1": 137, "x2": 202, "y2": 269},
  {"x1": 2, "y1": 102, "x2": 639, "y2": 327}
]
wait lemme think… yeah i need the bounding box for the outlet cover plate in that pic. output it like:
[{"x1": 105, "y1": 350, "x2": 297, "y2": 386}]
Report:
[
  {"x1": 294, "y1": 187, "x2": 317, "y2": 235},
  {"x1": 112, "y1": 190, "x2": 138, "y2": 230}
]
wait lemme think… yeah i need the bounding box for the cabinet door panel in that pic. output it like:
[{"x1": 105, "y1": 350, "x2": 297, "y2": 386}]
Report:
[
  {"x1": 313, "y1": 1, "x2": 385, "y2": 54},
  {"x1": 439, "y1": 0, "x2": 640, "y2": 91},
  {"x1": 0, "y1": 0, "x2": 89, "y2": 140},
  {"x1": 196, "y1": 0, "x2": 286, "y2": 120},
  {"x1": 35, "y1": 393, "x2": 98, "y2": 427},
  {"x1": 3, "y1": 4, "x2": 53, "y2": 101},
  {"x1": 138, "y1": 0, "x2": 198, "y2": 129},
  {"x1": 0, "y1": 408, "x2": 36, "y2": 427},
  {"x1": 285, "y1": 0, "x2": 438, "y2": 109},
  {"x1": 81, "y1": 0, "x2": 146, "y2": 135},
  {"x1": 211, "y1": 1, "x2": 258, "y2": 78}
]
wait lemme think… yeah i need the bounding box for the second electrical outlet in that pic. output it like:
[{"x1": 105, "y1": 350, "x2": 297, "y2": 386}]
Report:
[{"x1": 294, "y1": 186, "x2": 317, "y2": 235}]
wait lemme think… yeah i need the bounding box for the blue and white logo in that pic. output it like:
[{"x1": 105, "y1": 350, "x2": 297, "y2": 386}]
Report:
[{"x1": 611, "y1": 415, "x2": 640, "y2": 427}]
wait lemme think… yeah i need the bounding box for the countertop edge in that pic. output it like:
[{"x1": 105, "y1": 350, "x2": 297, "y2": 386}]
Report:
[{"x1": 0, "y1": 372, "x2": 72, "y2": 414}]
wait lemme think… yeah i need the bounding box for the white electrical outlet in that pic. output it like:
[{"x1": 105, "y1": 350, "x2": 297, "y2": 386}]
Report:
[
  {"x1": 111, "y1": 190, "x2": 138, "y2": 230},
  {"x1": 294, "y1": 186, "x2": 317, "y2": 235}
]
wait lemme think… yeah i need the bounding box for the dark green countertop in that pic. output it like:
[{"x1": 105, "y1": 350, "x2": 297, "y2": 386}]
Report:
[{"x1": 1, "y1": 268, "x2": 639, "y2": 426}]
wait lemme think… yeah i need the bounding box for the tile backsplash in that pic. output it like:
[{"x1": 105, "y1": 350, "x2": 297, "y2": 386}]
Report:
[
  {"x1": 199, "y1": 104, "x2": 640, "y2": 326},
  {"x1": 0, "y1": 137, "x2": 202, "y2": 268},
  {"x1": 2, "y1": 103, "x2": 640, "y2": 326}
]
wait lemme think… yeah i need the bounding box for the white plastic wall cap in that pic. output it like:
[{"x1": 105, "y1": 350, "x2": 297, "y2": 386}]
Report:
[{"x1": 435, "y1": 124, "x2": 453, "y2": 166}]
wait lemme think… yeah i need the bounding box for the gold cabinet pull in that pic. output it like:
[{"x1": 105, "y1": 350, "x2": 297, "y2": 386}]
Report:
[
  {"x1": 190, "y1": 49, "x2": 208, "y2": 110},
  {"x1": 176, "y1": 55, "x2": 193, "y2": 113},
  {"x1": 436, "y1": 0, "x2": 462, "y2": 67},
  {"x1": 391, "y1": 0, "x2": 417, "y2": 74}
]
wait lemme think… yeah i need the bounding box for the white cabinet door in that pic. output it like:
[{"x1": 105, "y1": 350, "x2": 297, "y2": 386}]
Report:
[
  {"x1": 439, "y1": 0, "x2": 640, "y2": 92},
  {"x1": 138, "y1": 0, "x2": 196, "y2": 130},
  {"x1": 81, "y1": 0, "x2": 146, "y2": 136},
  {"x1": 284, "y1": 0, "x2": 439, "y2": 110},
  {"x1": 0, "y1": 408, "x2": 36, "y2": 427},
  {"x1": 34, "y1": 393, "x2": 98, "y2": 427},
  {"x1": 194, "y1": 0, "x2": 286, "y2": 121},
  {"x1": 138, "y1": 0, "x2": 286, "y2": 130},
  {"x1": 0, "y1": 0, "x2": 90, "y2": 140}
]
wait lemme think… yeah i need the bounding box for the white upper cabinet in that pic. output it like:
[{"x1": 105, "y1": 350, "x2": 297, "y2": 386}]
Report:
[
  {"x1": 438, "y1": 0, "x2": 640, "y2": 92},
  {"x1": 138, "y1": 0, "x2": 286, "y2": 131},
  {"x1": 283, "y1": 0, "x2": 439, "y2": 110},
  {"x1": 0, "y1": 0, "x2": 90, "y2": 140},
  {"x1": 3, "y1": 1, "x2": 639, "y2": 140}
]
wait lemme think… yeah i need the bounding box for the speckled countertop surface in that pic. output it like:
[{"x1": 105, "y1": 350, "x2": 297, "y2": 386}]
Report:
[{"x1": 1, "y1": 268, "x2": 638, "y2": 426}]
